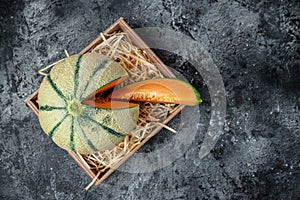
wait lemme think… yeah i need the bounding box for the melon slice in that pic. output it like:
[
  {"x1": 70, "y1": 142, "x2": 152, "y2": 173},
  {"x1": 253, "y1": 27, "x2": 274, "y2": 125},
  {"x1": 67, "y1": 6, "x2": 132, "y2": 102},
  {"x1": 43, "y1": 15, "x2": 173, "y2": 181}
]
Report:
[
  {"x1": 37, "y1": 53, "x2": 139, "y2": 154},
  {"x1": 109, "y1": 78, "x2": 202, "y2": 106}
]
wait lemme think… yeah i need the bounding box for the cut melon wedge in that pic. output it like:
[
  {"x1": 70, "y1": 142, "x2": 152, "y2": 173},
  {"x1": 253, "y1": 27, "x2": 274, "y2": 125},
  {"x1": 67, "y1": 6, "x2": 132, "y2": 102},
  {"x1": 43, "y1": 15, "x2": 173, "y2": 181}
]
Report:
[
  {"x1": 82, "y1": 78, "x2": 202, "y2": 109},
  {"x1": 109, "y1": 78, "x2": 202, "y2": 106},
  {"x1": 81, "y1": 76, "x2": 139, "y2": 109}
]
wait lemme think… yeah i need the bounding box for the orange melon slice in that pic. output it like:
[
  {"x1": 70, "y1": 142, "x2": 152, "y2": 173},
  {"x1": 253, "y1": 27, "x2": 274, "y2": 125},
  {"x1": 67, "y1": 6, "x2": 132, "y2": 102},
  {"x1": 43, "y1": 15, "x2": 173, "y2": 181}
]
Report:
[
  {"x1": 110, "y1": 78, "x2": 202, "y2": 106},
  {"x1": 82, "y1": 78, "x2": 201, "y2": 109}
]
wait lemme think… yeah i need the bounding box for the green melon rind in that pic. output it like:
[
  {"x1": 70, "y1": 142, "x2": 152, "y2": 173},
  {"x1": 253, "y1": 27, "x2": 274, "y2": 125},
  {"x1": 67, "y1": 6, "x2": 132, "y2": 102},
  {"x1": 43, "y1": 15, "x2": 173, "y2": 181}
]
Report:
[
  {"x1": 37, "y1": 75, "x2": 66, "y2": 107},
  {"x1": 37, "y1": 53, "x2": 139, "y2": 154},
  {"x1": 83, "y1": 105, "x2": 139, "y2": 134},
  {"x1": 77, "y1": 116, "x2": 125, "y2": 153},
  {"x1": 76, "y1": 119, "x2": 99, "y2": 152},
  {"x1": 49, "y1": 56, "x2": 77, "y2": 100},
  {"x1": 73, "y1": 54, "x2": 83, "y2": 98},
  {"x1": 170, "y1": 77, "x2": 202, "y2": 104}
]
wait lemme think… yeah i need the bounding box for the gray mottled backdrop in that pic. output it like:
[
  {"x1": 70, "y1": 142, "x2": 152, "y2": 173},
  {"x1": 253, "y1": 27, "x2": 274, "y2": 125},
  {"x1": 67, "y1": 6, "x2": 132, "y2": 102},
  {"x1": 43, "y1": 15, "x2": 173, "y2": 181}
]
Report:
[{"x1": 1, "y1": 0, "x2": 299, "y2": 199}]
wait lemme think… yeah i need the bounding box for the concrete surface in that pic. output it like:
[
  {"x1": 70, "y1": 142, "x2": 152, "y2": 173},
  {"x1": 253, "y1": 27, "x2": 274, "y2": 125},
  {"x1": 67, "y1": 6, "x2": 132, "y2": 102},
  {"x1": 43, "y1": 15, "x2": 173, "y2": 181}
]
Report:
[{"x1": 1, "y1": 0, "x2": 299, "y2": 199}]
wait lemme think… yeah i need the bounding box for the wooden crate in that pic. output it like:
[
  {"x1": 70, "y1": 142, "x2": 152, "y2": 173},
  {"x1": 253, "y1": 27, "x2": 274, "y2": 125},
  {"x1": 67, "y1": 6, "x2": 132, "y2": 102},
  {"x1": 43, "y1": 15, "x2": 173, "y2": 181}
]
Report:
[{"x1": 24, "y1": 17, "x2": 184, "y2": 186}]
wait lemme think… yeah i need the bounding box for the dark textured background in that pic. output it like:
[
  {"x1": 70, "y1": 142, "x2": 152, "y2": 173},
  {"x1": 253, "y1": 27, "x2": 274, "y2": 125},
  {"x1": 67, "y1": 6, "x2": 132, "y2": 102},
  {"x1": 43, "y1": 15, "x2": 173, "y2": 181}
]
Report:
[{"x1": 1, "y1": 0, "x2": 299, "y2": 199}]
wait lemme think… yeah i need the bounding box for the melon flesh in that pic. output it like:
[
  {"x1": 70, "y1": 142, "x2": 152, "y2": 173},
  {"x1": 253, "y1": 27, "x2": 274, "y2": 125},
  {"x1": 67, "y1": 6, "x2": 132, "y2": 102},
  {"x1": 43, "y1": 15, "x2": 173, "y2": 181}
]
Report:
[{"x1": 37, "y1": 53, "x2": 139, "y2": 154}]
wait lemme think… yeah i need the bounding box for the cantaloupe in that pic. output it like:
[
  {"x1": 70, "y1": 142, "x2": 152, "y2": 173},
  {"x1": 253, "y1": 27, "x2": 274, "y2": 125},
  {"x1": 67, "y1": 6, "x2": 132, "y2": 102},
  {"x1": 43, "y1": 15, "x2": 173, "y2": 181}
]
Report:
[{"x1": 37, "y1": 53, "x2": 139, "y2": 154}]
